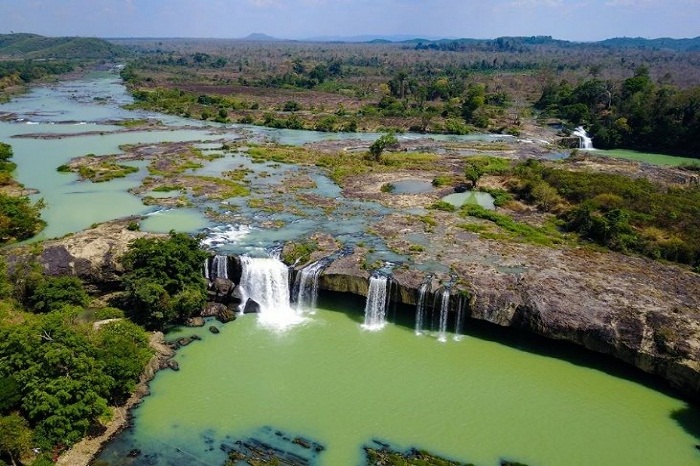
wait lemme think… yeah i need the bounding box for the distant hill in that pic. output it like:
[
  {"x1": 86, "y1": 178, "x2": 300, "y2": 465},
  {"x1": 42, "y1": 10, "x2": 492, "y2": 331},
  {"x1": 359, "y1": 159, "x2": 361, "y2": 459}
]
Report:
[
  {"x1": 0, "y1": 33, "x2": 125, "y2": 59},
  {"x1": 241, "y1": 33, "x2": 283, "y2": 42},
  {"x1": 597, "y1": 36, "x2": 700, "y2": 51}
]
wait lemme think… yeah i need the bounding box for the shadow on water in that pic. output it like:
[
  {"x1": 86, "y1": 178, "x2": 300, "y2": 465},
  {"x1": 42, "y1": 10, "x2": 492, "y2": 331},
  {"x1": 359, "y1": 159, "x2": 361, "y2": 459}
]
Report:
[
  {"x1": 671, "y1": 405, "x2": 700, "y2": 443},
  {"x1": 318, "y1": 289, "x2": 694, "y2": 402},
  {"x1": 320, "y1": 289, "x2": 700, "y2": 447}
]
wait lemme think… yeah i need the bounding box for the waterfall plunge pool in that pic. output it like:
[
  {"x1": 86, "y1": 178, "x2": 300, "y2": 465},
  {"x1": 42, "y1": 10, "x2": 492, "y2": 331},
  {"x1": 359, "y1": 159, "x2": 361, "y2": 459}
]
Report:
[{"x1": 96, "y1": 295, "x2": 700, "y2": 466}]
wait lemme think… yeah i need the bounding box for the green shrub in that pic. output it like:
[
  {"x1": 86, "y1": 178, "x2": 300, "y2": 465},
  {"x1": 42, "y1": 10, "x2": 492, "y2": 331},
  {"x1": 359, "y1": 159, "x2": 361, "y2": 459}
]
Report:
[{"x1": 27, "y1": 275, "x2": 89, "y2": 314}]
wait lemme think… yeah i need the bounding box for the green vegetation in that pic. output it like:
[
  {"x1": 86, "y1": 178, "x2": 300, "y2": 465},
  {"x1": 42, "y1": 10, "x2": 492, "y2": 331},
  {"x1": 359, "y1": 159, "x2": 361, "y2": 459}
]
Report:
[
  {"x1": 119, "y1": 232, "x2": 208, "y2": 329},
  {"x1": 282, "y1": 240, "x2": 318, "y2": 265},
  {"x1": 58, "y1": 156, "x2": 140, "y2": 182},
  {"x1": 507, "y1": 159, "x2": 700, "y2": 266},
  {"x1": 0, "y1": 257, "x2": 152, "y2": 457},
  {"x1": 0, "y1": 142, "x2": 45, "y2": 243},
  {"x1": 369, "y1": 132, "x2": 399, "y2": 162},
  {"x1": 189, "y1": 176, "x2": 250, "y2": 199},
  {"x1": 460, "y1": 205, "x2": 563, "y2": 247},
  {"x1": 381, "y1": 183, "x2": 396, "y2": 193},
  {"x1": 537, "y1": 66, "x2": 700, "y2": 158},
  {"x1": 0, "y1": 33, "x2": 125, "y2": 59}
]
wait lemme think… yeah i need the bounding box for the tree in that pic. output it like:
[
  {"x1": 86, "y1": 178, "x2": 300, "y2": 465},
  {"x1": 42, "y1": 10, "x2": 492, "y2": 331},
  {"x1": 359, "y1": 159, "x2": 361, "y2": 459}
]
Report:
[
  {"x1": 95, "y1": 320, "x2": 152, "y2": 403},
  {"x1": 0, "y1": 413, "x2": 32, "y2": 466},
  {"x1": 461, "y1": 83, "x2": 485, "y2": 124},
  {"x1": 0, "y1": 194, "x2": 45, "y2": 243},
  {"x1": 120, "y1": 232, "x2": 208, "y2": 329},
  {"x1": 27, "y1": 276, "x2": 89, "y2": 313},
  {"x1": 0, "y1": 143, "x2": 12, "y2": 163},
  {"x1": 368, "y1": 132, "x2": 398, "y2": 162}
]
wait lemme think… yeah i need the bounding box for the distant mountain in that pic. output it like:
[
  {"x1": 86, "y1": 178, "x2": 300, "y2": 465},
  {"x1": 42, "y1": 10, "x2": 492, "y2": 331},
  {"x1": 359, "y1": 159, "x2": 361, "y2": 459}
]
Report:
[
  {"x1": 0, "y1": 33, "x2": 125, "y2": 59},
  {"x1": 597, "y1": 36, "x2": 700, "y2": 51},
  {"x1": 303, "y1": 34, "x2": 456, "y2": 43},
  {"x1": 241, "y1": 33, "x2": 284, "y2": 42}
]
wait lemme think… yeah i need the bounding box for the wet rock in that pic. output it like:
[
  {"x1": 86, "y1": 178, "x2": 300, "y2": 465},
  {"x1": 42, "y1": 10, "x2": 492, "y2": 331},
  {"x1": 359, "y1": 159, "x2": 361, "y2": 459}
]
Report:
[
  {"x1": 127, "y1": 449, "x2": 141, "y2": 458},
  {"x1": 202, "y1": 301, "x2": 226, "y2": 317},
  {"x1": 212, "y1": 278, "x2": 235, "y2": 299},
  {"x1": 231, "y1": 285, "x2": 245, "y2": 305},
  {"x1": 166, "y1": 359, "x2": 179, "y2": 371},
  {"x1": 216, "y1": 308, "x2": 236, "y2": 323},
  {"x1": 243, "y1": 298, "x2": 261, "y2": 314},
  {"x1": 185, "y1": 317, "x2": 205, "y2": 327},
  {"x1": 177, "y1": 337, "x2": 193, "y2": 347},
  {"x1": 453, "y1": 183, "x2": 471, "y2": 193},
  {"x1": 209, "y1": 326, "x2": 220, "y2": 334}
]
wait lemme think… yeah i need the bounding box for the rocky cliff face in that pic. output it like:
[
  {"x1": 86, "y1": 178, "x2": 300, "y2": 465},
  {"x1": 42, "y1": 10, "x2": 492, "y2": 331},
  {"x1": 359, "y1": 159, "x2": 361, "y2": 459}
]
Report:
[
  {"x1": 306, "y1": 236, "x2": 700, "y2": 401},
  {"x1": 7, "y1": 216, "x2": 700, "y2": 401}
]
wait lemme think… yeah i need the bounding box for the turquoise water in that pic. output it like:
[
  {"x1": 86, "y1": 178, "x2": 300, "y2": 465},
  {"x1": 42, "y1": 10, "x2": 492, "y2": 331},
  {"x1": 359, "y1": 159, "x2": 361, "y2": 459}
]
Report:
[
  {"x1": 442, "y1": 191, "x2": 496, "y2": 209},
  {"x1": 594, "y1": 149, "x2": 695, "y2": 167}
]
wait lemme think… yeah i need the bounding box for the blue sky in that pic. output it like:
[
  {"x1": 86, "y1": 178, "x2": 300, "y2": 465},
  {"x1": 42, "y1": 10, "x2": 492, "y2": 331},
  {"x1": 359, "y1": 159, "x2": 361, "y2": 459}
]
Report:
[{"x1": 1, "y1": 0, "x2": 698, "y2": 41}]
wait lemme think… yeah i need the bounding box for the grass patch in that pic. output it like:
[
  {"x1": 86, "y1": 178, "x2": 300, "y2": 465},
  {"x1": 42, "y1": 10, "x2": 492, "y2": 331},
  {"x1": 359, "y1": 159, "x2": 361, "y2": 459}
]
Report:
[
  {"x1": 460, "y1": 204, "x2": 562, "y2": 246},
  {"x1": 282, "y1": 240, "x2": 318, "y2": 265}
]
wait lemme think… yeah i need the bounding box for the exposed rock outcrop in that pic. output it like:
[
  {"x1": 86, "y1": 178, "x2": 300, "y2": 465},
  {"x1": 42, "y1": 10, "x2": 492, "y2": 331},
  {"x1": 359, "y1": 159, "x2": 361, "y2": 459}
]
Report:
[
  {"x1": 314, "y1": 232, "x2": 700, "y2": 401},
  {"x1": 5, "y1": 217, "x2": 158, "y2": 293}
]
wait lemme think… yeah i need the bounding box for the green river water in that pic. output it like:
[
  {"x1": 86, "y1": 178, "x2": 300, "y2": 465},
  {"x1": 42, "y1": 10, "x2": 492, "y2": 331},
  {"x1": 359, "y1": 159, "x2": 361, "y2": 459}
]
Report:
[
  {"x1": 1, "y1": 72, "x2": 698, "y2": 465},
  {"x1": 97, "y1": 302, "x2": 700, "y2": 466}
]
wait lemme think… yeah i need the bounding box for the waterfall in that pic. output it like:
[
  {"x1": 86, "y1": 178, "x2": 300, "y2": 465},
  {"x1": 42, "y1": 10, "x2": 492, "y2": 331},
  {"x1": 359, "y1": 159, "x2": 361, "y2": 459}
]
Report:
[
  {"x1": 573, "y1": 126, "x2": 594, "y2": 150},
  {"x1": 415, "y1": 280, "x2": 430, "y2": 335},
  {"x1": 292, "y1": 259, "x2": 327, "y2": 313},
  {"x1": 239, "y1": 256, "x2": 303, "y2": 329},
  {"x1": 437, "y1": 290, "x2": 450, "y2": 342},
  {"x1": 454, "y1": 295, "x2": 466, "y2": 341},
  {"x1": 206, "y1": 255, "x2": 228, "y2": 280},
  {"x1": 362, "y1": 274, "x2": 389, "y2": 331}
]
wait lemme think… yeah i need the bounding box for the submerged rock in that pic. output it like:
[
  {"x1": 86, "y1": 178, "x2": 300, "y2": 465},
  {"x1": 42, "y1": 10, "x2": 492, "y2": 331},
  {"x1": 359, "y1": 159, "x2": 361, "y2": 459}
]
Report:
[{"x1": 209, "y1": 326, "x2": 220, "y2": 334}]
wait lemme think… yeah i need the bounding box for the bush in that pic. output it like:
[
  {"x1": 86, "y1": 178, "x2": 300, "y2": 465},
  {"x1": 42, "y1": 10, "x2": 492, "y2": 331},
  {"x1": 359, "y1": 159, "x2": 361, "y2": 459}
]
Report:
[{"x1": 27, "y1": 276, "x2": 89, "y2": 314}]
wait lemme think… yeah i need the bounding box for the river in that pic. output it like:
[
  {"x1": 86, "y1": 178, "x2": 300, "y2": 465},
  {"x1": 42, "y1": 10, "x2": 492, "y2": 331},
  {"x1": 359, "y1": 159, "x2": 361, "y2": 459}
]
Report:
[{"x1": 1, "y1": 71, "x2": 698, "y2": 466}]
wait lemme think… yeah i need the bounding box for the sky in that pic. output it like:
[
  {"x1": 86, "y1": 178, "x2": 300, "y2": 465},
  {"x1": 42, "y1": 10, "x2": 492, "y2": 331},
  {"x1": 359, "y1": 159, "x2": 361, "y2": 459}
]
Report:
[{"x1": 0, "y1": 0, "x2": 698, "y2": 42}]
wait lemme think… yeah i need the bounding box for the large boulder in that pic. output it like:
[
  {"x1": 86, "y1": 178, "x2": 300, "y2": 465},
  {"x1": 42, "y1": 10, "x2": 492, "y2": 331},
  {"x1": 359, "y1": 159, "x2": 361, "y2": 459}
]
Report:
[{"x1": 4, "y1": 217, "x2": 157, "y2": 293}]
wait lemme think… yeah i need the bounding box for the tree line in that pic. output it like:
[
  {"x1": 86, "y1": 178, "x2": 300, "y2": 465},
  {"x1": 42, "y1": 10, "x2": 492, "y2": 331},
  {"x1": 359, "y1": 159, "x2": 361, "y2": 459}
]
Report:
[{"x1": 536, "y1": 66, "x2": 700, "y2": 157}]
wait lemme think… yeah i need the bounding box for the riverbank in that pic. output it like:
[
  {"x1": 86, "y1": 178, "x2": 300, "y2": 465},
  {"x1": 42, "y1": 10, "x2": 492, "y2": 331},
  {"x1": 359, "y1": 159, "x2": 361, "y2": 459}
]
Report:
[{"x1": 56, "y1": 331, "x2": 175, "y2": 466}]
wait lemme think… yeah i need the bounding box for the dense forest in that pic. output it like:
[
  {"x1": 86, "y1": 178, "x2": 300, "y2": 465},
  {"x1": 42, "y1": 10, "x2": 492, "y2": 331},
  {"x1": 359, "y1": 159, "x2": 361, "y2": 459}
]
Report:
[{"x1": 0, "y1": 231, "x2": 207, "y2": 464}]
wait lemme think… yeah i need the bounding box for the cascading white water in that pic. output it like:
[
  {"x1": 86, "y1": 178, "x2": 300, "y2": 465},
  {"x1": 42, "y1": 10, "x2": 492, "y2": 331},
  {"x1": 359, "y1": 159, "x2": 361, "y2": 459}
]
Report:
[
  {"x1": 573, "y1": 126, "x2": 594, "y2": 149},
  {"x1": 362, "y1": 275, "x2": 388, "y2": 331},
  {"x1": 239, "y1": 256, "x2": 304, "y2": 329},
  {"x1": 453, "y1": 295, "x2": 465, "y2": 341},
  {"x1": 438, "y1": 290, "x2": 450, "y2": 342},
  {"x1": 203, "y1": 258, "x2": 210, "y2": 280},
  {"x1": 293, "y1": 260, "x2": 326, "y2": 313},
  {"x1": 415, "y1": 281, "x2": 429, "y2": 335},
  {"x1": 211, "y1": 255, "x2": 228, "y2": 280}
]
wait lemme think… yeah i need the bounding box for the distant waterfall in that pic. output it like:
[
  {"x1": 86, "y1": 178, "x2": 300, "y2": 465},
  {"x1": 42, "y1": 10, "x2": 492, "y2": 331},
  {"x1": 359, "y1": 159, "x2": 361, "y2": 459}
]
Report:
[
  {"x1": 239, "y1": 257, "x2": 303, "y2": 329},
  {"x1": 437, "y1": 290, "x2": 450, "y2": 342},
  {"x1": 415, "y1": 279, "x2": 431, "y2": 335},
  {"x1": 362, "y1": 274, "x2": 389, "y2": 331},
  {"x1": 573, "y1": 126, "x2": 594, "y2": 149},
  {"x1": 292, "y1": 259, "x2": 328, "y2": 313}
]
